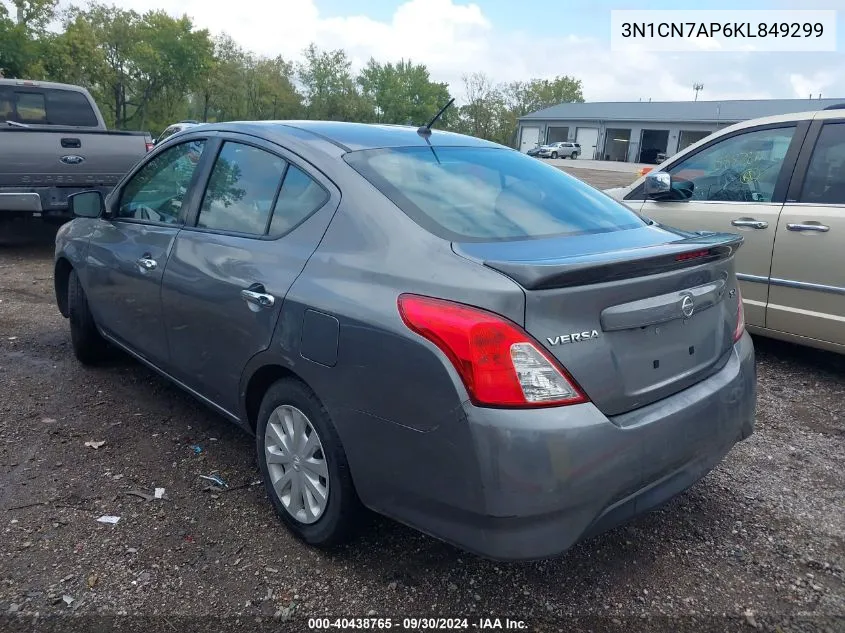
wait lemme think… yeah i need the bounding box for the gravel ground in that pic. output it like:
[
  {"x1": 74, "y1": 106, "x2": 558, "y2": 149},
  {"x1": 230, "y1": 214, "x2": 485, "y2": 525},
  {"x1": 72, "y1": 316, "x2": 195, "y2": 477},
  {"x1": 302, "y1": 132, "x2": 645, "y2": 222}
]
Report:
[{"x1": 0, "y1": 168, "x2": 843, "y2": 632}]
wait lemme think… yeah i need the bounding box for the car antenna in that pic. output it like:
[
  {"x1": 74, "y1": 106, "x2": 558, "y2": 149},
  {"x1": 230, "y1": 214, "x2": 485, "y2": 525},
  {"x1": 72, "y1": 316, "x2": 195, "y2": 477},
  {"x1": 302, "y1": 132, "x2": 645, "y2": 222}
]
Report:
[{"x1": 417, "y1": 98, "x2": 455, "y2": 138}]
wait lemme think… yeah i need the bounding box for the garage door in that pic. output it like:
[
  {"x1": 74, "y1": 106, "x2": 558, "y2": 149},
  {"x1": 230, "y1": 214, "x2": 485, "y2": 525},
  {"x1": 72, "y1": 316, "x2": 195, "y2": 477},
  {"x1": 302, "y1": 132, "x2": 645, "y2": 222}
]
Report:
[
  {"x1": 519, "y1": 126, "x2": 542, "y2": 153},
  {"x1": 575, "y1": 127, "x2": 599, "y2": 159}
]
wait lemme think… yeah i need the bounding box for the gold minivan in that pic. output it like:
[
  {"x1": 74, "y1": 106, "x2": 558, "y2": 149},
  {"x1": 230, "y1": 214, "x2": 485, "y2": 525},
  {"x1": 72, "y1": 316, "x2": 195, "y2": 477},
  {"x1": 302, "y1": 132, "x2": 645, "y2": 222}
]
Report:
[{"x1": 607, "y1": 106, "x2": 845, "y2": 355}]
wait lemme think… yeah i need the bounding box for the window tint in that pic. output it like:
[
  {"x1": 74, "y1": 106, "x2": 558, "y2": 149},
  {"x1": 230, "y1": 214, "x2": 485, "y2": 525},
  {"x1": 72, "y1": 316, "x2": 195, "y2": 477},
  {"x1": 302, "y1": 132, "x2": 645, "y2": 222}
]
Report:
[
  {"x1": 345, "y1": 147, "x2": 644, "y2": 241},
  {"x1": 800, "y1": 123, "x2": 845, "y2": 205},
  {"x1": 44, "y1": 89, "x2": 98, "y2": 126},
  {"x1": 15, "y1": 92, "x2": 47, "y2": 123},
  {"x1": 118, "y1": 140, "x2": 205, "y2": 224},
  {"x1": 667, "y1": 126, "x2": 796, "y2": 203},
  {"x1": 0, "y1": 89, "x2": 97, "y2": 126},
  {"x1": 0, "y1": 90, "x2": 14, "y2": 121},
  {"x1": 197, "y1": 142, "x2": 286, "y2": 235},
  {"x1": 269, "y1": 165, "x2": 329, "y2": 237}
]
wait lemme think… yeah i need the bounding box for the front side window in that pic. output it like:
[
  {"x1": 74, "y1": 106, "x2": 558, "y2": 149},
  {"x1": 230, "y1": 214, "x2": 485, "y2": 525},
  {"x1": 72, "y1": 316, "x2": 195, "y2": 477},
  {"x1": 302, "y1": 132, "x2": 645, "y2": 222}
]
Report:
[
  {"x1": 345, "y1": 146, "x2": 645, "y2": 241},
  {"x1": 118, "y1": 140, "x2": 206, "y2": 224},
  {"x1": 800, "y1": 123, "x2": 845, "y2": 205},
  {"x1": 197, "y1": 142, "x2": 286, "y2": 235},
  {"x1": 667, "y1": 126, "x2": 796, "y2": 203}
]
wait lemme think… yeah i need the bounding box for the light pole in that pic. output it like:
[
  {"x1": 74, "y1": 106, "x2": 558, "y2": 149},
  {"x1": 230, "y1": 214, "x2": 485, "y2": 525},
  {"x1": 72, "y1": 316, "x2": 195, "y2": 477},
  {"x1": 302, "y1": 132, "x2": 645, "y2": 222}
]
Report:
[{"x1": 693, "y1": 83, "x2": 704, "y2": 101}]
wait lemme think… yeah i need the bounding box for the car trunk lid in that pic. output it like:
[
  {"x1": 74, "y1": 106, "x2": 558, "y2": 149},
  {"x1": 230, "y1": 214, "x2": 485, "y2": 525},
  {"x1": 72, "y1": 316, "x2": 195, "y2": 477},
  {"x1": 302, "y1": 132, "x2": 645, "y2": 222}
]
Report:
[{"x1": 454, "y1": 226, "x2": 743, "y2": 416}]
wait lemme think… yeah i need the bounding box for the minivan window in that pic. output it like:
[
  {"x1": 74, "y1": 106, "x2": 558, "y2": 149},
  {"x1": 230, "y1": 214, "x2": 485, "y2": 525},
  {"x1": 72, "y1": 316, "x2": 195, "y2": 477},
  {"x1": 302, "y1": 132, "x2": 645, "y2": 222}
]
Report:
[
  {"x1": 667, "y1": 126, "x2": 796, "y2": 203},
  {"x1": 197, "y1": 142, "x2": 286, "y2": 235},
  {"x1": 800, "y1": 123, "x2": 845, "y2": 205},
  {"x1": 344, "y1": 146, "x2": 644, "y2": 241}
]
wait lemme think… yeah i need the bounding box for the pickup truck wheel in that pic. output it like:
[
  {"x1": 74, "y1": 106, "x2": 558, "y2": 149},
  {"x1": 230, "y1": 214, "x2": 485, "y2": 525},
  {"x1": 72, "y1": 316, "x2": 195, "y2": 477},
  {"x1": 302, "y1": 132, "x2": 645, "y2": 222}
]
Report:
[
  {"x1": 256, "y1": 378, "x2": 361, "y2": 547},
  {"x1": 67, "y1": 269, "x2": 109, "y2": 365}
]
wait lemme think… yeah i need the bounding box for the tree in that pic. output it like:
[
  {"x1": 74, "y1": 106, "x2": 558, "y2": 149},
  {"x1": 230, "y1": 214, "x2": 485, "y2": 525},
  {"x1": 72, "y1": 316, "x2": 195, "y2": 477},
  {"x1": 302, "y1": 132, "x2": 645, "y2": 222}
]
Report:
[
  {"x1": 0, "y1": 0, "x2": 58, "y2": 78},
  {"x1": 357, "y1": 58, "x2": 452, "y2": 126},
  {"x1": 502, "y1": 76, "x2": 584, "y2": 117},
  {"x1": 297, "y1": 44, "x2": 367, "y2": 121}
]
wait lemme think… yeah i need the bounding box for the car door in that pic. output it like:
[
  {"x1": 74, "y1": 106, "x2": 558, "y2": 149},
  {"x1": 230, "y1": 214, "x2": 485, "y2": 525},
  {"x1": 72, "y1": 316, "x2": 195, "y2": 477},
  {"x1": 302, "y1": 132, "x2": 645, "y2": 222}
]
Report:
[
  {"x1": 767, "y1": 118, "x2": 845, "y2": 347},
  {"x1": 84, "y1": 138, "x2": 210, "y2": 365},
  {"x1": 624, "y1": 122, "x2": 808, "y2": 328},
  {"x1": 160, "y1": 134, "x2": 339, "y2": 415}
]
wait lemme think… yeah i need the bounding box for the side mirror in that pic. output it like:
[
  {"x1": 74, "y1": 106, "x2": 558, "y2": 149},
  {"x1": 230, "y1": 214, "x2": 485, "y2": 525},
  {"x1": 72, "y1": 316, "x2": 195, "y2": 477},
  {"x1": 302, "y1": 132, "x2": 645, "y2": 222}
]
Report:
[
  {"x1": 68, "y1": 190, "x2": 104, "y2": 218},
  {"x1": 644, "y1": 171, "x2": 694, "y2": 201}
]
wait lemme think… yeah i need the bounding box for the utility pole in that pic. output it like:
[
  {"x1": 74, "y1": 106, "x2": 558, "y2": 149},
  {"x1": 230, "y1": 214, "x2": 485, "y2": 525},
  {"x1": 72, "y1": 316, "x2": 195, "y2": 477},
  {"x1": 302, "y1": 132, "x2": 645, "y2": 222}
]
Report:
[{"x1": 693, "y1": 83, "x2": 704, "y2": 101}]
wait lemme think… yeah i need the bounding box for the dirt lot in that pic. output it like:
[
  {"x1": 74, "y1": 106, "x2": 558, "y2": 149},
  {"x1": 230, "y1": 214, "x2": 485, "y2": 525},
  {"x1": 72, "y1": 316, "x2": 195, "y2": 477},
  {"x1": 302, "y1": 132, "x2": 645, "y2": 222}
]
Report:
[{"x1": 1, "y1": 168, "x2": 843, "y2": 632}]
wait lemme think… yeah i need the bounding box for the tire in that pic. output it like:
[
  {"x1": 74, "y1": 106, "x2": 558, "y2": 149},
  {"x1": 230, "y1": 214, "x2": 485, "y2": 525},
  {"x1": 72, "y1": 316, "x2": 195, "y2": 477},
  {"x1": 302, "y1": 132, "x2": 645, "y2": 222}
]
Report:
[
  {"x1": 571, "y1": 152, "x2": 579, "y2": 159},
  {"x1": 256, "y1": 378, "x2": 360, "y2": 547},
  {"x1": 67, "y1": 269, "x2": 110, "y2": 365},
  {"x1": 551, "y1": 151, "x2": 558, "y2": 159}
]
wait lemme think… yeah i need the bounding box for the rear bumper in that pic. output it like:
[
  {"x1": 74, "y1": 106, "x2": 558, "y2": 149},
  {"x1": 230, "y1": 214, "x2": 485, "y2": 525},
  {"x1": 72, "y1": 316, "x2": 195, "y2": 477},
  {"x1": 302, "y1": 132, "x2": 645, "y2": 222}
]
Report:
[
  {"x1": 0, "y1": 192, "x2": 43, "y2": 213},
  {"x1": 351, "y1": 333, "x2": 755, "y2": 561}
]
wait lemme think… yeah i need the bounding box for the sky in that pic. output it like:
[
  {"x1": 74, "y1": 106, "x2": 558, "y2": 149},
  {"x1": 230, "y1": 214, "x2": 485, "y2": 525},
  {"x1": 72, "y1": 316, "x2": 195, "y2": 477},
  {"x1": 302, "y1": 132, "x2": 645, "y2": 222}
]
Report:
[{"x1": 47, "y1": 0, "x2": 845, "y2": 102}]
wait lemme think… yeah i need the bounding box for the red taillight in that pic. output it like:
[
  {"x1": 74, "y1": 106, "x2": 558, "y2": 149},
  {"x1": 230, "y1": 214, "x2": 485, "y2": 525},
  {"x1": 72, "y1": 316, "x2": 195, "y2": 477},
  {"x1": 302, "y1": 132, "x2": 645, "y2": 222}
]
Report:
[
  {"x1": 676, "y1": 249, "x2": 710, "y2": 262},
  {"x1": 397, "y1": 294, "x2": 587, "y2": 408},
  {"x1": 733, "y1": 286, "x2": 745, "y2": 342}
]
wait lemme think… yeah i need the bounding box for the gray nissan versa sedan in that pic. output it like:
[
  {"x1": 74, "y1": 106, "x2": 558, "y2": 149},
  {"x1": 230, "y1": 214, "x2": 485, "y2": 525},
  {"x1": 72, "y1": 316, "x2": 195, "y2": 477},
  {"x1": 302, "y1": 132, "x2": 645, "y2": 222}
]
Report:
[{"x1": 53, "y1": 121, "x2": 756, "y2": 561}]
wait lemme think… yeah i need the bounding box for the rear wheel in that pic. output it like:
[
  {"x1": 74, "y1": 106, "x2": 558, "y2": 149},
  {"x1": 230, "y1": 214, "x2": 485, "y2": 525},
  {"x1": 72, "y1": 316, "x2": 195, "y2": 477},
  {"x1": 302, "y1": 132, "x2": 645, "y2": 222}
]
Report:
[
  {"x1": 551, "y1": 151, "x2": 558, "y2": 159},
  {"x1": 67, "y1": 269, "x2": 110, "y2": 365},
  {"x1": 256, "y1": 378, "x2": 360, "y2": 547},
  {"x1": 571, "y1": 152, "x2": 579, "y2": 159}
]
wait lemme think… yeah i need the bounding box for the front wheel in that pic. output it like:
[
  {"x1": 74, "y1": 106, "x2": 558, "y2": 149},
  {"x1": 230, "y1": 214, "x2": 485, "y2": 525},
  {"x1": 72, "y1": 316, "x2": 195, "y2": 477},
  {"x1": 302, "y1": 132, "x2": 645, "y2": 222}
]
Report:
[
  {"x1": 256, "y1": 378, "x2": 360, "y2": 547},
  {"x1": 550, "y1": 151, "x2": 558, "y2": 159}
]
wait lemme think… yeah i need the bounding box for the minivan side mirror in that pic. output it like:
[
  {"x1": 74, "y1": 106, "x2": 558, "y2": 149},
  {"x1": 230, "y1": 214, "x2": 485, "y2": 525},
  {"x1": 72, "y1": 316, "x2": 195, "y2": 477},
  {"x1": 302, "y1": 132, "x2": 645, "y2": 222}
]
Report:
[
  {"x1": 68, "y1": 190, "x2": 105, "y2": 218},
  {"x1": 644, "y1": 171, "x2": 694, "y2": 201}
]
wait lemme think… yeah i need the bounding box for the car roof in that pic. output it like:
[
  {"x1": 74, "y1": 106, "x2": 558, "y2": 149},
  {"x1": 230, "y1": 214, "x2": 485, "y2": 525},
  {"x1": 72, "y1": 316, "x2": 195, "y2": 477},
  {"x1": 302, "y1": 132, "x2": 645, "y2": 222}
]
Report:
[{"x1": 208, "y1": 120, "x2": 504, "y2": 153}]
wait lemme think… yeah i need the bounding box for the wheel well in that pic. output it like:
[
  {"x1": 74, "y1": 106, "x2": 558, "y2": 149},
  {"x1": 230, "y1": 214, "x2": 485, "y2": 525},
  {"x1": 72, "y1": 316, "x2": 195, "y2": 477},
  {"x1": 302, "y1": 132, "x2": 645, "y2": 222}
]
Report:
[
  {"x1": 54, "y1": 258, "x2": 73, "y2": 318},
  {"x1": 244, "y1": 364, "x2": 299, "y2": 431}
]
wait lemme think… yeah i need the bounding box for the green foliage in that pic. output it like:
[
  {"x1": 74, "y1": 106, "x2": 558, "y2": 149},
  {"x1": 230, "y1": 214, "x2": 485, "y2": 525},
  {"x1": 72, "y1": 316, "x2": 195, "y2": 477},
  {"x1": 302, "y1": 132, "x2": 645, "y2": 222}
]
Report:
[{"x1": 0, "y1": 1, "x2": 584, "y2": 144}]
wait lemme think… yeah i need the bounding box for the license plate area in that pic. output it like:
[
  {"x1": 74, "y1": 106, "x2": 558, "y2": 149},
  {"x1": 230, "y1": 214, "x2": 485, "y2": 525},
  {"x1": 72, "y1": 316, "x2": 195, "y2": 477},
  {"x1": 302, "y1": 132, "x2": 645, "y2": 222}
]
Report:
[{"x1": 610, "y1": 309, "x2": 725, "y2": 398}]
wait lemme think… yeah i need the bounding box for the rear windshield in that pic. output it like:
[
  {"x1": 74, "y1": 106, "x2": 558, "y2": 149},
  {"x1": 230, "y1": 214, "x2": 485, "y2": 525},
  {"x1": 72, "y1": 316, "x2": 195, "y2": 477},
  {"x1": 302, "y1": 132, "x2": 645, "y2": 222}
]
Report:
[
  {"x1": 0, "y1": 87, "x2": 99, "y2": 127},
  {"x1": 344, "y1": 146, "x2": 644, "y2": 241}
]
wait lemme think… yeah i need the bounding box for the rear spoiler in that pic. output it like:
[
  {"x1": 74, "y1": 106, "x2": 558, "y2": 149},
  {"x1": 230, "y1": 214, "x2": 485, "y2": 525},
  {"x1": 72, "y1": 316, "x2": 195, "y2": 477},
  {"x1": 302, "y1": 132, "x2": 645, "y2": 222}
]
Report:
[{"x1": 483, "y1": 232, "x2": 744, "y2": 290}]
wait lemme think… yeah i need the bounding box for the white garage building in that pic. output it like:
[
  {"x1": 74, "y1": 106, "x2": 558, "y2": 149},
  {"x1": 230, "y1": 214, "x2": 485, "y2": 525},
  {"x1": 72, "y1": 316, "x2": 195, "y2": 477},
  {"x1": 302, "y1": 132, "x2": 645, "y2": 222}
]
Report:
[{"x1": 518, "y1": 98, "x2": 844, "y2": 163}]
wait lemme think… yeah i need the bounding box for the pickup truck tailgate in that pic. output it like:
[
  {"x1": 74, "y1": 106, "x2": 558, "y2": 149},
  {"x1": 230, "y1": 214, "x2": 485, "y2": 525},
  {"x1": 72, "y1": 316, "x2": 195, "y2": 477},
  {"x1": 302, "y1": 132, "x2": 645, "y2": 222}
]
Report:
[{"x1": 0, "y1": 129, "x2": 147, "y2": 189}]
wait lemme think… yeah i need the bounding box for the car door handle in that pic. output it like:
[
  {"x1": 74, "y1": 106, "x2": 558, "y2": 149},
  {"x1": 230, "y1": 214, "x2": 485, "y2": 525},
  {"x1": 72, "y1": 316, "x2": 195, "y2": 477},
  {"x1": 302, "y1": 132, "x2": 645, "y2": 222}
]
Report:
[
  {"x1": 241, "y1": 285, "x2": 275, "y2": 309},
  {"x1": 731, "y1": 218, "x2": 768, "y2": 229},
  {"x1": 787, "y1": 223, "x2": 829, "y2": 232},
  {"x1": 136, "y1": 256, "x2": 157, "y2": 270}
]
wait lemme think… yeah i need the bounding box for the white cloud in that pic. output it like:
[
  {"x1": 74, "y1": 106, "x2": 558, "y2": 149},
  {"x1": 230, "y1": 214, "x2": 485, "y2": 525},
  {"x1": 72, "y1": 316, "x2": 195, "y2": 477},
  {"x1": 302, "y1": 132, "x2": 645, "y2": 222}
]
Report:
[{"x1": 39, "y1": 0, "x2": 845, "y2": 103}]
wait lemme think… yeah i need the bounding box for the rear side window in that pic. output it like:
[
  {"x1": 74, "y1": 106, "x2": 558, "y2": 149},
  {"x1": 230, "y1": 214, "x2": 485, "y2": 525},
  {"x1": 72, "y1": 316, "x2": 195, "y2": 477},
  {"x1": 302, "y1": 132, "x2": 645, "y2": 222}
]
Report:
[
  {"x1": 344, "y1": 146, "x2": 644, "y2": 241},
  {"x1": 800, "y1": 123, "x2": 845, "y2": 205},
  {"x1": 269, "y1": 165, "x2": 329, "y2": 237},
  {"x1": 197, "y1": 142, "x2": 286, "y2": 235}
]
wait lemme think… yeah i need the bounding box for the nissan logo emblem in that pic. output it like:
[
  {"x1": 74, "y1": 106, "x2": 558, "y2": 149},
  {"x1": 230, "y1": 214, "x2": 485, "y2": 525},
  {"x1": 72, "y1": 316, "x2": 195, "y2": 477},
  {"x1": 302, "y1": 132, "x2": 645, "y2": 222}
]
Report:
[{"x1": 681, "y1": 295, "x2": 695, "y2": 318}]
